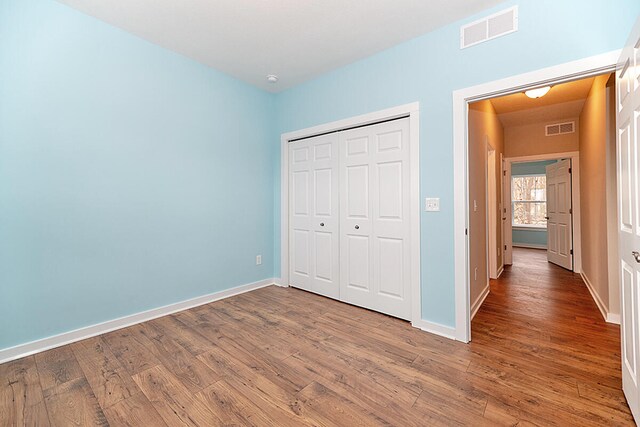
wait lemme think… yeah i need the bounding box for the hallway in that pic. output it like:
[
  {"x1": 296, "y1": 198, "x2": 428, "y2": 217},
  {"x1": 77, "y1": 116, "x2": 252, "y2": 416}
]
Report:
[{"x1": 471, "y1": 247, "x2": 631, "y2": 424}]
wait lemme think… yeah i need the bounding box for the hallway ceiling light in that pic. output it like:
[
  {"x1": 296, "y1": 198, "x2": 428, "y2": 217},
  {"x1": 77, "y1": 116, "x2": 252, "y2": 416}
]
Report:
[{"x1": 524, "y1": 86, "x2": 551, "y2": 99}]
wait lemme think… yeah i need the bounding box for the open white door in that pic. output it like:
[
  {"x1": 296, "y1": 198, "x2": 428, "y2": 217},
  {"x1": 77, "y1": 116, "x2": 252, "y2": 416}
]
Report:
[
  {"x1": 487, "y1": 143, "x2": 498, "y2": 279},
  {"x1": 617, "y1": 17, "x2": 640, "y2": 422},
  {"x1": 546, "y1": 159, "x2": 573, "y2": 270}
]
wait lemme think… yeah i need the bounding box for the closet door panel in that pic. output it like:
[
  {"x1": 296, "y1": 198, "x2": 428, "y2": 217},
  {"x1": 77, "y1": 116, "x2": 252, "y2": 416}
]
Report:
[
  {"x1": 289, "y1": 134, "x2": 339, "y2": 299},
  {"x1": 340, "y1": 118, "x2": 411, "y2": 320}
]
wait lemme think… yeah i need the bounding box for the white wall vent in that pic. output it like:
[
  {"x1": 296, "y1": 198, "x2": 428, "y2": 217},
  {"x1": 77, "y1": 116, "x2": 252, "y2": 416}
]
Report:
[
  {"x1": 545, "y1": 121, "x2": 575, "y2": 136},
  {"x1": 460, "y1": 6, "x2": 518, "y2": 49}
]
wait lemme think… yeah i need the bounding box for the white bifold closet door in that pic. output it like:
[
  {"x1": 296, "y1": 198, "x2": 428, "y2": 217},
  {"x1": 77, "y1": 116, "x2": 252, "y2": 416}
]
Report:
[
  {"x1": 289, "y1": 133, "x2": 340, "y2": 299},
  {"x1": 288, "y1": 117, "x2": 411, "y2": 320},
  {"x1": 340, "y1": 118, "x2": 411, "y2": 320}
]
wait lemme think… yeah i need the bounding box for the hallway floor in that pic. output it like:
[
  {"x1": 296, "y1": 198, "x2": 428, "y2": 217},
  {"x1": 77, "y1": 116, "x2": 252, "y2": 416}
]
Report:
[{"x1": 470, "y1": 247, "x2": 632, "y2": 424}]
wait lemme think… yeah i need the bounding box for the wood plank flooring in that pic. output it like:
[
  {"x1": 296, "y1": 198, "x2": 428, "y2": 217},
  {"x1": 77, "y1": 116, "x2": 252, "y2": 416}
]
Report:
[{"x1": 0, "y1": 248, "x2": 633, "y2": 426}]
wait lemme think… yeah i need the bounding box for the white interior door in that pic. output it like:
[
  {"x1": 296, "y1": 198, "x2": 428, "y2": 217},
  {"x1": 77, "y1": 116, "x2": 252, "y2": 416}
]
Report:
[
  {"x1": 546, "y1": 159, "x2": 573, "y2": 270},
  {"x1": 289, "y1": 133, "x2": 340, "y2": 299},
  {"x1": 504, "y1": 161, "x2": 513, "y2": 266},
  {"x1": 487, "y1": 144, "x2": 498, "y2": 279},
  {"x1": 617, "y1": 19, "x2": 640, "y2": 422},
  {"x1": 339, "y1": 118, "x2": 411, "y2": 320}
]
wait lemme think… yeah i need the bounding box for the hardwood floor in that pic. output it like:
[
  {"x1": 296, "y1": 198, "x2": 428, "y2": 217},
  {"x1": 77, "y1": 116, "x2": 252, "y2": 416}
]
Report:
[{"x1": 0, "y1": 247, "x2": 633, "y2": 426}]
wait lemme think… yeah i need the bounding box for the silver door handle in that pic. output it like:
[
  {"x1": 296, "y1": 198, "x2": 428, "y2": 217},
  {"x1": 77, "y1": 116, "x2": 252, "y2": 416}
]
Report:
[
  {"x1": 545, "y1": 216, "x2": 550, "y2": 220},
  {"x1": 355, "y1": 225, "x2": 360, "y2": 230},
  {"x1": 633, "y1": 251, "x2": 640, "y2": 263}
]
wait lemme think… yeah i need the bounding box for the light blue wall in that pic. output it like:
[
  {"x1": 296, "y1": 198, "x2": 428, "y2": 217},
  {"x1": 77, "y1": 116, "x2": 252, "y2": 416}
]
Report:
[
  {"x1": 274, "y1": 0, "x2": 640, "y2": 327},
  {"x1": 513, "y1": 228, "x2": 548, "y2": 247},
  {"x1": 2, "y1": 0, "x2": 639, "y2": 351},
  {"x1": 0, "y1": 0, "x2": 276, "y2": 350},
  {"x1": 511, "y1": 160, "x2": 557, "y2": 176},
  {"x1": 511, "y1": 160, "x2": 555, "y2": 247}
]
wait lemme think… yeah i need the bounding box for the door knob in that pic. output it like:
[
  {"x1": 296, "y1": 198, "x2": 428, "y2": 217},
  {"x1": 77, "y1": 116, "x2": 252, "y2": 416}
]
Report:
[
  {"x1": 633, "y1": 251, "x2": 640, "y2": 263},
  {"x1": 355, "y1": 225, "x2": 360, "y2": 230},
  {"x1": 545, "y1": 216, "x2": 550, "y2": 220},
  {"x1": 320, "y1": 222, "x2": 325, "y2": 227}
]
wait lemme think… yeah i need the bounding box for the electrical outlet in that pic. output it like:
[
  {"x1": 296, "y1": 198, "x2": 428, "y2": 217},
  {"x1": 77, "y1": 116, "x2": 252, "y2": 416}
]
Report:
[
  {"x1": 256, "y1": 255, "x2": 262, "y2": 265},
  {"x1": 424, "y1": 197, "x2": 440, "y2": 212}
]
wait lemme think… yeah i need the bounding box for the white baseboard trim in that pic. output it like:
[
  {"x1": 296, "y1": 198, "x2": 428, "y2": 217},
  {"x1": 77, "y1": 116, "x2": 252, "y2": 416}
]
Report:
[
  {"x1": 512, "y1": 243, "x2": 547, "y2": 250},
  {"x1": 607, "y1": 313, "x2": 621, "y2": 324},
  {"x1": 580, "y1": 272, "x2": 620, "y2": 325},
  {"x1": 412, "y1": 319, "x2": 457, "y2": 340},
  {"x1": 0, "y1": 278, "x2": 276, "y2": 365},
  {"x1": 497, "y1": 265, "x2": 504, "y2": 278},
  {"x1": 471, "y1": 284, "x2": 491, "y2": 320},
  {"x1": 273, "y1": 279, "x2": 289, "y2": 287}
]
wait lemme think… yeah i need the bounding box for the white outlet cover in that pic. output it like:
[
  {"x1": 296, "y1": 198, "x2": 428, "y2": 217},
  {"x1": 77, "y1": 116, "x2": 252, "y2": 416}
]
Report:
[
  {"x1": 256, "y1": 255, "x2": 262, "y2": 265},
  {"x1": 425, "y1": 197, "x2": 440, "y2": 212}
]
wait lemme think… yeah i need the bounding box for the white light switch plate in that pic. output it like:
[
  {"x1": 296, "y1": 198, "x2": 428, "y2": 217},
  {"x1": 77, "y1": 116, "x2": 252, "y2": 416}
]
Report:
[{"x1": 425, "y1": 197, "x2": 440, "y2": 212}]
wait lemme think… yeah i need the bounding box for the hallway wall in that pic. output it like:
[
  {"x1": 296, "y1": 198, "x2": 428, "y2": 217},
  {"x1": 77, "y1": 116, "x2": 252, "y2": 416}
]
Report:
[
  {"x1": 504, "y1": 119, "x2": 579, "y2": 157},
  {"x1": 579, "y1": 74, "x2": 615, "y2": 318},
  {"x1": 468, "y1": 100, "x2": 504, "y2": 309}
]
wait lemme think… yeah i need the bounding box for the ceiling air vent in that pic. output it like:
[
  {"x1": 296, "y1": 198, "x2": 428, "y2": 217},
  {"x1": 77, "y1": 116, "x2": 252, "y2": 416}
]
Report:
[
  {"x1": 546, "y1": 121, "x2": 575, "y2": 136},
  {"x1": 460, "y1": 6, "x2": 518, "y2": 49}
]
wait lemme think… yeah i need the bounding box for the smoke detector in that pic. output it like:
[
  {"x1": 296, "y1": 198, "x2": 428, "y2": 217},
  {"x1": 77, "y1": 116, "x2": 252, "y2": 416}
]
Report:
[{"x1": 266, "y1": 74, "x2": 279, "y2": 83}]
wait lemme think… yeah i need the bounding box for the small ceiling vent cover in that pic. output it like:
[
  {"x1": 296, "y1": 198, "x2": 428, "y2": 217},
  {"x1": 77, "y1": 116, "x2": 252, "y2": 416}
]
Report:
[
  {"x1": 460, "y1": 6, "x2": 518, "y2": 49},
  {"x1": 546, "y1": 121, "x2": 575, "y2": 136}
]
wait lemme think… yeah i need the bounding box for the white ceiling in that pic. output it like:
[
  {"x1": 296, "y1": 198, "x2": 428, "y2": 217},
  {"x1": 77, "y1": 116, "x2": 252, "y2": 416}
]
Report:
[{"x1": 56, "y1": 0, "x2": 505, "y2": 92}]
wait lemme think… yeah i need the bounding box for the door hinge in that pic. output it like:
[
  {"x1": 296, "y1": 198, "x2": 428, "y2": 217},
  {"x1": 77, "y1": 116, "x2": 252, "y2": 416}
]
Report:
[
  {"x1": 568, "y1": 167, "x2": 572, "y2": 173},
  {"x1": 570, "y1": 249, "x2": 573, "y2": 255},
  {"x1": 505, "y1": 245, "x2": 507, "y2": 251},
  {"x1": 569, "y1": 208, "x2": 572, "y2": 214},
  {"x1": 465, "y1": 228, "x2": 468, "y2": 236},
  {"x1": 503, "y1": 170, "x2": 506, "y2": 176}
]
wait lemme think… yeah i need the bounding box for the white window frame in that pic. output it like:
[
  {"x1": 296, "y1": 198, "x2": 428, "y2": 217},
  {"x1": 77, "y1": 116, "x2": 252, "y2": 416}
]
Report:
[{"x1": 511, "y1": 174, "x2": 547, "y2": 229}]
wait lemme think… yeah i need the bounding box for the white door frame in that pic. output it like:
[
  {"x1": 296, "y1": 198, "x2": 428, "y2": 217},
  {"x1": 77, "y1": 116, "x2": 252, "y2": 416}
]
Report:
[
  {"x1": 504, "y1": 152, "x2": 582, "y2": 273},
  {"x1": 453, "y1": 50, "x2": 620, "y2": 342},
  {"x1": 486, "y1": 140, "x2": 498, "y2": 280},
  {"x1": 279, "y1": 102, "x2": 423, "y2": 326}
]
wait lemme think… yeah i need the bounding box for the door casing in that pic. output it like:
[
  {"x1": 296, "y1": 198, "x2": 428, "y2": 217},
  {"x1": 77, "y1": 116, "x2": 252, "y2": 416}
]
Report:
[
  {"x1": 503, "y1": 152, "x2": 582, "y2": 273},
  {"x1": 453, "y1": 50, "x2": 620, "y2": 342}
]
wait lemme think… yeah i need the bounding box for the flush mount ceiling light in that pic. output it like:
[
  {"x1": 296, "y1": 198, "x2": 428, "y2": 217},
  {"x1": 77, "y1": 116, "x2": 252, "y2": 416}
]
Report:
[
  {"x1": 266, "y1": 74, "x2": 279, "y2": 83},
  {"x1": 524, "y1": 86, "x2": 551, "y2": 99}
]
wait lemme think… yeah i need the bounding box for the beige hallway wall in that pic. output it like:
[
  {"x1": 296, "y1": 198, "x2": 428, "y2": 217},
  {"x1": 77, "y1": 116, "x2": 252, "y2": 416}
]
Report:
[
  {"x1": 579, "y1": 74, "x2": 612, "y2": 313},
  {"x1": 504, "y1": 119, "x2": 579, "y2": 157},
  {"x1": 468, "y1": 100, "x2": 504, "y2": 309}
]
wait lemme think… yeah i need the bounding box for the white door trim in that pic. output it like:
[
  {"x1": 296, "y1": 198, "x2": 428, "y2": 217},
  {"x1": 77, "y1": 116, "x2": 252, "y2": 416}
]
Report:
[
  {"x1": 453, "y1": 50, "x2": 619, "y2": 342},
  {"x1": 505, "y1": 151, "x2": 582, "y2": 274},
  {"x1": 279, "y1": 102, "x2": 422, "y2": 325}
]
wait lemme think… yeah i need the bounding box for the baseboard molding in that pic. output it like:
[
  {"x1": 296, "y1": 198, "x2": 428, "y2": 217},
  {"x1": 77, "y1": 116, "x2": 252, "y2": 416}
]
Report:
[
  {"x1": 273, "y1": 279, "x2": 289, "y2": 287},
  {"x1": 607, "y1": 313, "x2": 621, "y2": 324},
  {"x1": 471, "y1": 284, "x2": 491, "y2": 320},
  {"x1": 0, "y1": 278, "x2": 276, "y2": 365},
  {"x1": 497, "y1": 265, "x2": 504, "y2": 278},
  {"x1": 580, "y1": 272, "x2": 620, "y2": 325},
  {"x1": 412, "y1": 319, "x2": 457, "y2": 340},
  {"x1": 512, "y1": 243, "x2": 547, "y2": 250}
]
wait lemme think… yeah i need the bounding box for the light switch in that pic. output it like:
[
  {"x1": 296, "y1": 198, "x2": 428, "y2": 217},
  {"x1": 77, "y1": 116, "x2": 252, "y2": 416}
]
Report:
[{"x1": 425, "y1": 198, "x2": 440, "y2": 212}]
